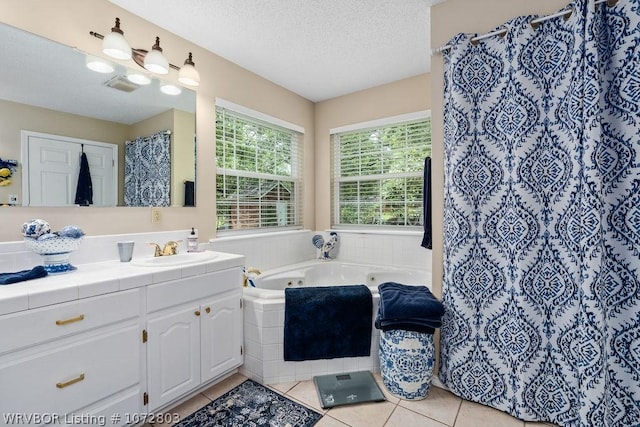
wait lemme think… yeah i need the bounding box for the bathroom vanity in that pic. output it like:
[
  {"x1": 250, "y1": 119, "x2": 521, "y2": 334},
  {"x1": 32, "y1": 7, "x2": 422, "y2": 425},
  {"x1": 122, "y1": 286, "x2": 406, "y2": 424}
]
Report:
[{"x1": 0, "y1": 251, "x2": 244, "y2": 426}]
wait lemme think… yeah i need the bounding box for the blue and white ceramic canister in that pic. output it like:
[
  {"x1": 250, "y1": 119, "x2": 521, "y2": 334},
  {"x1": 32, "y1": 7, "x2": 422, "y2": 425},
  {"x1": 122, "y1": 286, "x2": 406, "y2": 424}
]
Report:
[{"x1": 379, "y1": 329, "x2": 435, "y2": 400}]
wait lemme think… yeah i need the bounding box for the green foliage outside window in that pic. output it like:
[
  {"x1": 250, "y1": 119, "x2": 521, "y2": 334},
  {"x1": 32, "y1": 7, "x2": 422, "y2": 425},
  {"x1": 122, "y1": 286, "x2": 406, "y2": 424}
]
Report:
[
  {"x1": 216, "y1": 109, "x2": 300, "y2": 231},
  {"x1": 334, "y1": 118, "x2": 431, "y2": 227}
]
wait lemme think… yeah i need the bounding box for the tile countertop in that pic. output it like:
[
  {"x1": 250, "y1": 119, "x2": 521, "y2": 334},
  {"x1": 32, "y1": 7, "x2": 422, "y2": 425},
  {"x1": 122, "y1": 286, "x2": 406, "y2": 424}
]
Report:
[{"x1": 0, "y1": 251, "x2": 245, "y2": 316}]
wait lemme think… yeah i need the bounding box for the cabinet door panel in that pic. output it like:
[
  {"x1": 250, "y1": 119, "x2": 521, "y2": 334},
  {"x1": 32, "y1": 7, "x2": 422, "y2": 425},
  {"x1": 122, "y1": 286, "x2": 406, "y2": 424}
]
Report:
[
  {"x1": 147, "y1": 306, "x2": 200, "y2": 410},
  {"x1": 200, "y1": 293, "x2": 243, "y2": 383}
]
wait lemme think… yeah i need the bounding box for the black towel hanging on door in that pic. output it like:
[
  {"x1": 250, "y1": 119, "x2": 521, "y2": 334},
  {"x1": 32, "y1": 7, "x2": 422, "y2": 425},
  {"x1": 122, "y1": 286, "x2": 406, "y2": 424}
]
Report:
[
  {"x1": 74, "y1": 150, "x2": 93, "y2": 206},
  {"x1": 421, "y1": 156, "x2": 432, "y2": 249}
]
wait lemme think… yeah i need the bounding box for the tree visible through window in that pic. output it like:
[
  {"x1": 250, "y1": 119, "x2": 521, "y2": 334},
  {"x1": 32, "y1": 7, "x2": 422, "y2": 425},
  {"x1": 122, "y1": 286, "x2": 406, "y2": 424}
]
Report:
[
  {"x1": 216, "y1": 108, "x2": 302, "y2": 231},
  {"x1": 332, "y1": 117, "x2": 431, "y2": 227}
]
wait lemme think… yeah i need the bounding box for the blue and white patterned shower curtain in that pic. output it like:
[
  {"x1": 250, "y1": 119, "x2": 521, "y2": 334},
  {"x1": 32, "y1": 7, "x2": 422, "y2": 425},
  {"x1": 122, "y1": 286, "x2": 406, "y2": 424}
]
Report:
[
  {"x1": 440, "y1": 0, "x2": 639, "y2": 425},
  {"x1": 124, "y1": 131, "x2": 171, "y2": 207}
]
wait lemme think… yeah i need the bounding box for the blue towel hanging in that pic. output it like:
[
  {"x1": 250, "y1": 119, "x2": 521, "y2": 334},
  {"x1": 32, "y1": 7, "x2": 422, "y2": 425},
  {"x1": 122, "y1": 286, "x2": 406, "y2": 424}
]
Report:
[
  {"x1": 74, "y1": 150, "x2": 93, "y2": 206},
  {"x1": 284, "y1": 285, "x2": 372, "y2": 361},
  {"x1": 421, "y1": 156, "x2": 432, "y2": 249}
]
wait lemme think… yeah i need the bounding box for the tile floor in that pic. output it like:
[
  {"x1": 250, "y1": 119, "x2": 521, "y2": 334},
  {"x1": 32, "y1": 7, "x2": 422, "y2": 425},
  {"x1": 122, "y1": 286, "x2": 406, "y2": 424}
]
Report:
[{"x1": 156, "y1": 373, "x2": 560, "y2": 427}]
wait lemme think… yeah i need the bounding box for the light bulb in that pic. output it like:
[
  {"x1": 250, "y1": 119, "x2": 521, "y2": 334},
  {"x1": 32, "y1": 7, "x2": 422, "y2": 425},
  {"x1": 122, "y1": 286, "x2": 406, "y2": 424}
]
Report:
[
  {"x1": 86, "y1": 55, "x2": 114, "y2": 73},
  {"x1": 126, "y1": 72, "x2": 151, "y2": 85},
  {"x1": 160, "y1": 83, "x2": 181, "y2": 95}
]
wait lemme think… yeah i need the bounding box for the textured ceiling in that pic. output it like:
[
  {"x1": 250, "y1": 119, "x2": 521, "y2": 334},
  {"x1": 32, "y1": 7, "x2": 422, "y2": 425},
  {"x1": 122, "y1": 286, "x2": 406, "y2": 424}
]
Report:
[{"x1": 108, "y1": 0, "x2": 439, "y2": 102}]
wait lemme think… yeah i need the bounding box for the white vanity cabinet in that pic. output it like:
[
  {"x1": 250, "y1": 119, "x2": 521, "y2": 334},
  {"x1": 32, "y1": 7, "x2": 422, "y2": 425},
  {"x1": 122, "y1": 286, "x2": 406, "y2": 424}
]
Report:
[
  {"x1": 0, "y1": 252, "x2": 244, "y2": 425},
  {"x1": 145, "y1": 267, "x2": 243, "y2": 411},
  {"x1": 0, "y1": 289, "x2": 142, "y2": 427}
]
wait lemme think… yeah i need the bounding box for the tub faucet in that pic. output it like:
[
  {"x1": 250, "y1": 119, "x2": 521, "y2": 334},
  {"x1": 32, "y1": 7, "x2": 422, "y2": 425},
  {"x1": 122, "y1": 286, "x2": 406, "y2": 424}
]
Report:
[{"x1": 321, "y1": 232, "x2": 339, "y2": 260}]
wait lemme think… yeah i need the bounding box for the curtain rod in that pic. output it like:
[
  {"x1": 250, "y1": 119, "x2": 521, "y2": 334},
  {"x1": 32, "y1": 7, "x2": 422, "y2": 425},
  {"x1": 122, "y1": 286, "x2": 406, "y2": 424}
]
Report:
[{"x1": 433, "y1": 0, "x2": 619, "y2": 54}]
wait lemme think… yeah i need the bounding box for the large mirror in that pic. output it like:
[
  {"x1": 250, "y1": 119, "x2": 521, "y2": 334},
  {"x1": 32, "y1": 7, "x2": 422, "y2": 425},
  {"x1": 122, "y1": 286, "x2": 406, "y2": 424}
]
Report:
[{"x1": 0, "y1": 22, "x2": 196, "y2": 207}]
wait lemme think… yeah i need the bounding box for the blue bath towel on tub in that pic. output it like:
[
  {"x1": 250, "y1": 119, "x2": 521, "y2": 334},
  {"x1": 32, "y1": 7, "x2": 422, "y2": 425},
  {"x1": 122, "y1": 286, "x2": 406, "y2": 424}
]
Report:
[{"x1": 284, "y1": 285, "x2": 372, "y2": 361}]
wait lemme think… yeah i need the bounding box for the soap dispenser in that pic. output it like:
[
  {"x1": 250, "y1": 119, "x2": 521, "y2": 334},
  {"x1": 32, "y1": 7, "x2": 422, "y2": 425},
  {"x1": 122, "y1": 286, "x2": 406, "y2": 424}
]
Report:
[{"x1": 187, "y1": 227, "x2": 198, "y2": 252}]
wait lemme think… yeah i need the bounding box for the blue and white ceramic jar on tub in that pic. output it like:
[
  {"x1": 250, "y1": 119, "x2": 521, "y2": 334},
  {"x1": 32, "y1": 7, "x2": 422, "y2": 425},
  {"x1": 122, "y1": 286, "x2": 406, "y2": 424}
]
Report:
[{"x1": 379, "y1": 329, "x2": 435, "y2": 400}]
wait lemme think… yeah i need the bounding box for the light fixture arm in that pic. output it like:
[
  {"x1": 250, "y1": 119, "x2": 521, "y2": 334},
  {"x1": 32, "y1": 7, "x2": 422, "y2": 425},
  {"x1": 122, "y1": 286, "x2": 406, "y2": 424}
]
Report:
[{"x1": 111, "y1": 17, "x2": 124, "y2": 35}]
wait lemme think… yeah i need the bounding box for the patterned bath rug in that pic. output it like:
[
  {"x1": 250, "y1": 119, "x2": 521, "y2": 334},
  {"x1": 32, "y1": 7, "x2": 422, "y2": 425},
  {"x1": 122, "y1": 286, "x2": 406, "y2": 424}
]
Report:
[{"x1": 175, "y1": 379, "x2": 322, "y2": 427}]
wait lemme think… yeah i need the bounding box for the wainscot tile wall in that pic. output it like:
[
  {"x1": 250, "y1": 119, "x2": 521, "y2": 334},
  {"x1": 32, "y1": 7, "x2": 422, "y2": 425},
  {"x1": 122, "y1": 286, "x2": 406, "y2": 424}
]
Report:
[
  {"x1": 0, "y1": 230, "x2": 196, "y2": 272},
  {"x1": 207, "y1": 229, "x2": 431, "y2": 272}
]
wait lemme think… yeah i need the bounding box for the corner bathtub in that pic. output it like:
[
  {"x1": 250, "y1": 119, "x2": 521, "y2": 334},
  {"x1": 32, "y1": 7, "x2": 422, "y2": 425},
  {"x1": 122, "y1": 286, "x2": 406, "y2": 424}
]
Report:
[{"x1": 240, "y1": 260, "x2": 431, "y2": 385}]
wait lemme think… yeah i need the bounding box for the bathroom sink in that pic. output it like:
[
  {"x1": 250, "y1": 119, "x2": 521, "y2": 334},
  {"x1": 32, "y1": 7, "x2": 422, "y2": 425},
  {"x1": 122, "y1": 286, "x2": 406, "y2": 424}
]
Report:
[{"x1": 131, "y1": 251, "x2": 218, "y2": 267}]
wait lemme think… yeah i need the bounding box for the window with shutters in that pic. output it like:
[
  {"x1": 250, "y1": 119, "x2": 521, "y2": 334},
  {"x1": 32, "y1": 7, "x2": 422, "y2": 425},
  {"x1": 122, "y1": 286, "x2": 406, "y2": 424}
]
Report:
[
  {"x1": 216, "y1": 105, "x2": 303, "y2": 232},
  {"x1": 331, "y1": 113, "x2": 431, "y2": 228}
]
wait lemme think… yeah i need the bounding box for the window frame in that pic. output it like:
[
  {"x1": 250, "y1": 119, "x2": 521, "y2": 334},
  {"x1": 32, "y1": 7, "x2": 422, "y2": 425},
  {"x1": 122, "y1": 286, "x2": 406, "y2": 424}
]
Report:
[
  {"x1": 330, "y1": 110, "x2": 431, "y2": 230},
  {"x1": 215, "y1": 99, "x2": 304, "y2": 235}
]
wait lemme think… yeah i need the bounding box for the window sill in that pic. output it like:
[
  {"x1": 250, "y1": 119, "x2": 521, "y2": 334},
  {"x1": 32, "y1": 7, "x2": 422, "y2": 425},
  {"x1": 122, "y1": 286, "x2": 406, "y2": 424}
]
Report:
[
  {"x1": 328, "y1": 227, "x2": 423, "y2": 237},
  {"x1": 210, "y1": 228, "x2": 308, "y2": 242}
]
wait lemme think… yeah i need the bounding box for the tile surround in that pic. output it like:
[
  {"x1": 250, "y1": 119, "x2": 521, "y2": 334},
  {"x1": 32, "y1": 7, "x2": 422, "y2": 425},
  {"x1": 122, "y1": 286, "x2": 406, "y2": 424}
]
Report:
[
  {"x1": 240, "y1": 295, "x2": 382, "y2": 384},
  {"x1": 208, "y1": 229, "x2": 431, "y2": 272},
  {"x1": 210, "y1": 229, "x2": 431, "y2": 385}
]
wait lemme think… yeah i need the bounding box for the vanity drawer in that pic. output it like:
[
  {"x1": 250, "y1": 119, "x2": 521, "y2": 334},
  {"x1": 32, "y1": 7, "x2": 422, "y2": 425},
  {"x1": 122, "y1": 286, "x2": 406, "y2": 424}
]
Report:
[
  {"x1": 147, "y1": 268, "x2": 241, "y2": 313},
  {"x1": 0, "y1": 325, "x2": 140, "y2": 422},
  {"x1": 0, "y1": 289, "x2": 140, "y2": 354}
]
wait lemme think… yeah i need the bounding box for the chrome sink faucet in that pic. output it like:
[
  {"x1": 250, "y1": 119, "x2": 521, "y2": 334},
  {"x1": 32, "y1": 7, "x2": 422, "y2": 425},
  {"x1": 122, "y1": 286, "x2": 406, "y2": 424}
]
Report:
[{"x1": 148, "y1": 240, "x2": 181, "y2": 257}]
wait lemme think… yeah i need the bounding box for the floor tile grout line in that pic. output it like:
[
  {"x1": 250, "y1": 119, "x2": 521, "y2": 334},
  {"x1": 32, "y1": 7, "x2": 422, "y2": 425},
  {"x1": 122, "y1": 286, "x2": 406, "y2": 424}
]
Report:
[
  {"x1": 282, "y1": 388, "x2": 328, "y2": 416},
  {"x1": 392, "y1": 403, "x2": 456, "y2": 427},
  {"x1": 450, "y1": 396, "x2": 463, "y2": 427},
  {"x1": 382, "y1": 403, "x2": 399, "y2": 426}
]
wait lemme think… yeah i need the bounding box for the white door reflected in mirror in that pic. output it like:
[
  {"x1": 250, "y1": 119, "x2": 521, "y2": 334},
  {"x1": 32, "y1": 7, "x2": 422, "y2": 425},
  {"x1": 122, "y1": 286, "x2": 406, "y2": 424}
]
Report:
[{"x1": 22, "y1": 131, "x2": 117, "y2": 207}]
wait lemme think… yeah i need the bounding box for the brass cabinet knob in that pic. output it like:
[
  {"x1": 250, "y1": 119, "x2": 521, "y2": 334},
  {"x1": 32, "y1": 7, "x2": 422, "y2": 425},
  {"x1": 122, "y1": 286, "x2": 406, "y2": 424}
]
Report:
[
  {"x1": 194, "y1": 310, "x2": 201, "y2": 316},
  {"x1": 205, "y1": 307, "x2": 211, "y2": 314}
]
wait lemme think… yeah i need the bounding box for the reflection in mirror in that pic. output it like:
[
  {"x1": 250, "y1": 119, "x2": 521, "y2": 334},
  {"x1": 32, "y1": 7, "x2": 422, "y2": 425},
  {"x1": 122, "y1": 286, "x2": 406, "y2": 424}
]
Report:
[{"x1": 0, "y1": 22, "x2": 196, "y2": 207}]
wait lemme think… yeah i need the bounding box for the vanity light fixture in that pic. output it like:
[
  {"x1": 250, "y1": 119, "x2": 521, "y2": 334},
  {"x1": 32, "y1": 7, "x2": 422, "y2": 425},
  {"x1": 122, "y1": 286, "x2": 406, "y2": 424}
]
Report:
[
  {"x1": 85, "y1": 55, "x2": 114, "y2": 73},
  {"x1": 101, "y1": 18, "x2": 131, "y2": 60},
  {"x1": 178, "y1": 53, "x2": 200, "y2": 87},
  {"x1": 90, "y1": 18, "x2": 201, "y2": 86},
  {"x1": 143, "y1": 37, "x2": 169, "y2": 74}
]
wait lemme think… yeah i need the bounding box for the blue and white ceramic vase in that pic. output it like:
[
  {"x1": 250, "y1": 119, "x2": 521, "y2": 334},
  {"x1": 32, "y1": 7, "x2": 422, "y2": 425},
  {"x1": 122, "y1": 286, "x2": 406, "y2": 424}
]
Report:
[
  {"x1": 24, "y1": 236, "x2": 83, "y2": 274},
  {"x1": 379, "y1": 329, "x2": 435, "y2": 400},
  {"x1": 22, "y1": 221, "x2": 85, "y2": 274}
]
